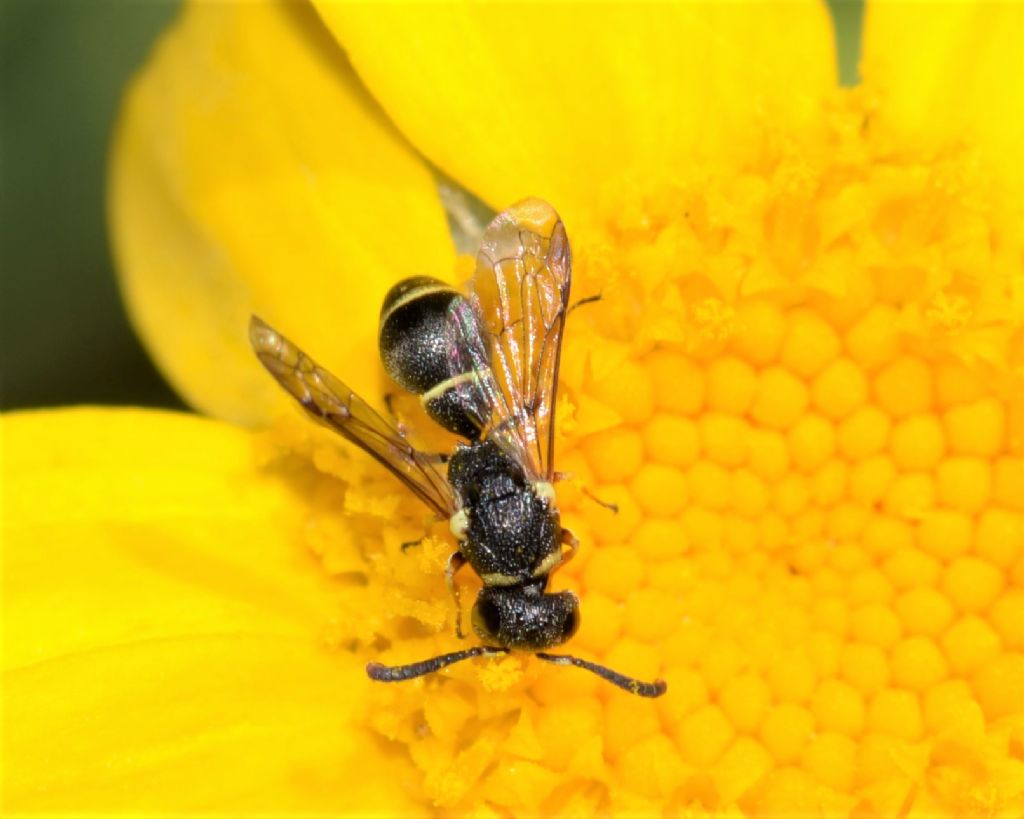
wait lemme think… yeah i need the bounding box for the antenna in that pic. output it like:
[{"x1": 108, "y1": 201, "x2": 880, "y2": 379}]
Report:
[
  {"x1": 536, "y1": 652, "x2": 667, "y2": 697},
  {"x1": 366, "y1": 646, "x2": 509, "y2": 682}
]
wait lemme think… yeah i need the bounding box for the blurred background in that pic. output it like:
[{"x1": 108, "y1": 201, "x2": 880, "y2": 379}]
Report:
[{"x1": 0, "y1": 0, "x2": 863, "y2": 412}]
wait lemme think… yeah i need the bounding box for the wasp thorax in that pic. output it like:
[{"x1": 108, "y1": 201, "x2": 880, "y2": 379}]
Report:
[
  {"x1": 471, "y1": 583, "x2": 580, "y2": 651},
  {"x1": 378, "y1": 275, "x2": 488, "y2": 439}
]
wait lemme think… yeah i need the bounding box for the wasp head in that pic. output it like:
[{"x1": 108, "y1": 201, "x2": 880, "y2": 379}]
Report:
[{"x1": 471, "y1": 581, "x2": 580, "y2": 651}]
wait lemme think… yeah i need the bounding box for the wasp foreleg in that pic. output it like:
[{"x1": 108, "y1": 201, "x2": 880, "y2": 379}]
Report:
[{"x1": 446, "y1": 551, "x2": 468, "y2": 639}]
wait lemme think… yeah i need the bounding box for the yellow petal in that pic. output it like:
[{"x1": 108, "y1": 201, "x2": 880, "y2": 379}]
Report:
[
  {"x1": 863, "y1": 0, "x2": 1024, "y2": 196},
  {"x1": 110, "y1": 0, "x2": 454, "y2": 426},
  {"x1": 2, "y1": 408, "x2": 419, "y2": 814},
  {"x1": 315, "y1": 1, "x2": 837, "y2": 226}
]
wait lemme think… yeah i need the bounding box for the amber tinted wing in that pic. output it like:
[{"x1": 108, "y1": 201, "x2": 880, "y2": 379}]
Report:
[
  {"x1": 462, "y1": 199, "x2": 572, "y2": 480},
  {"x1": 249, "y1": 316, "x2": 454, "y2": 518}
]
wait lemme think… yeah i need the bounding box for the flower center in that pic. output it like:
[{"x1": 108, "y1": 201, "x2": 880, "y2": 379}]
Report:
[{"x1": 299, "y1": 90, "x2": 1024, "y2": 816}]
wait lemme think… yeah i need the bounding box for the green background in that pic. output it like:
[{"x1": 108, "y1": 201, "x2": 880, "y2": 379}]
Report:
[{"x1": 0, "y1": 0, "x2": 863, "y2": 411}]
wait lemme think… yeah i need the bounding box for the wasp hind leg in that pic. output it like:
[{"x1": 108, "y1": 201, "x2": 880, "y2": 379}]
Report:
[
  {"x1": 383, "y1": 392, "x2": 411, "y2": 439},
  {"x1": 446, "y1": 551, "x2": 468, "y2": 639},
  {"x1": 550, "y1": 472, "x2": 619, "y2": 515},
  {"x1": 382, "y1": 394, "x2": 450, "y2": 465},
  {"x1": 567, "y1": 293, "x2": 602, "y2": 316},
  {"x1": 580, "y1": 485, "x2": 619, "y2": 514}
]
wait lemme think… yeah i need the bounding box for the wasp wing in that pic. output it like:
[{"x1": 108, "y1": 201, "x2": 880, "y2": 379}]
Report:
[
  {"x1": 456, "y1": 199, "x2": 572, "y2": 481},
  {"x1": 250, "y1": 316, "x2": 455, "y2": 519}
]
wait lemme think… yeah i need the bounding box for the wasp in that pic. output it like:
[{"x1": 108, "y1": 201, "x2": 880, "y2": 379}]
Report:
[{"x1": 250, "y1": 199, "x2": 666, "y2": 697}]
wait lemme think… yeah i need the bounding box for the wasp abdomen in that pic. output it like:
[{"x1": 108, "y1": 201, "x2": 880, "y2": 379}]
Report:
[
  {"x1": 379, "y1": 276, "x2": 488, "y2": 439},
  {"x1": 379, "y1": 276, "x2": 460, "y2": 393}
]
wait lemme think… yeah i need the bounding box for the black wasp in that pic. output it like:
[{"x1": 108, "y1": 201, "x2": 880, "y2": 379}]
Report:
[{"x1": 250, "y1": 198, "x2": 666, "y2": 697}]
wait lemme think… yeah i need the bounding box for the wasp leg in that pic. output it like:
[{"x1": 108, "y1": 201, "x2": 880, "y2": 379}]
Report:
[
  {"x1": 401, "y1": 512, "x2": 451, "y2": 551},
  {"x1": 382, "y1": 393, "x2": 450, "y2": 463},
  {"x1": 533, "y1": 528, "x2": 579, "y2": 579},
  {"x1": 446, "y1": 551, "x2": 468, "y2": 639},
  {"x1": 551, "y1": 472, "x2": 618, "y2": 514},
  {"x1": 559, "y1": 528, "x2": 580, "y2": 565},
  {"x1": 581, "y1": 485, "x2": 619, "y2": 514},
  {"x1": 567, "y1": 293, "x2": 602, "y2": 316},
  {"x1": 382, "y1": 392, "x2": 411, "y2": 439}
]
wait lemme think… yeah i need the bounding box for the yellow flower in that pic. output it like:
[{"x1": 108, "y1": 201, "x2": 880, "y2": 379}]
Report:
[{"x1": 4, "y1": 0, "x2": 1024, "y2": 815}]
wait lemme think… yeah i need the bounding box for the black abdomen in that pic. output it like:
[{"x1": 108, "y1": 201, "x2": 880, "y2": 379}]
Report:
[{"x1": 379, "y1": 276, "x2": 488, "y2": 439}]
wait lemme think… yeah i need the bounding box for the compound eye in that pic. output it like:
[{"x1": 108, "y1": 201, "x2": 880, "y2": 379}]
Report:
[
  {"x1": 561, "y1": 605, "x2": 581, "y2": 641},
  {"x1": 471, "y1": 597, "x2": 503, "y2": 642},
  {"x1": 472, "y1": 597, "x2": 502, "y2": 642}
]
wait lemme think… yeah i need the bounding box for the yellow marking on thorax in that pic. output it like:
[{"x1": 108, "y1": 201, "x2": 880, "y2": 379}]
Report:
[
  {"x1": 533, "y1": 549, "x2": 562, "y2": 578},
  {"x1": 449, "y1": 509, "x2": 469, "y2": 540},
  {"x1": 532, "y1": 481, "x2": 557, "y2": 505}
]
